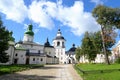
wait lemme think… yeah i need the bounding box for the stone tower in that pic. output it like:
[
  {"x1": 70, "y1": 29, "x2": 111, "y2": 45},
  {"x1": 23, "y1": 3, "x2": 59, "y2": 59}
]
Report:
[
  {"x1": 23, "y1": 24, "x2": 34, "y2": 42},
  {"x1": 53, "y1": 29, "x2": 66, "y2": 64}
]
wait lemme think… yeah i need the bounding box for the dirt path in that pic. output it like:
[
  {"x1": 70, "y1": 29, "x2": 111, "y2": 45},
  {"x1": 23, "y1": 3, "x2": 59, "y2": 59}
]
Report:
[{"x1": 0, "y1": 64, "x2": 82, "y2": 80}]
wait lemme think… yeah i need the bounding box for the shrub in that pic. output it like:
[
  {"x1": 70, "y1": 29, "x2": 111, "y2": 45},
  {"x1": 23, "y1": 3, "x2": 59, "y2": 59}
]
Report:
[{"x1": 115, "y1": 57, "x2": 120, "y2": 64}]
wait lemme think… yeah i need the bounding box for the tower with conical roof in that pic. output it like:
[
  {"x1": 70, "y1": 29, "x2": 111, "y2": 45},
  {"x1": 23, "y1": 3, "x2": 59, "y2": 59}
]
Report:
[
  {"x1": 23, "y1": 24, "x2": 34, "y2": 42},
  {"x1": 53, "y1": 29, "x2": 66, "y2": 64}
]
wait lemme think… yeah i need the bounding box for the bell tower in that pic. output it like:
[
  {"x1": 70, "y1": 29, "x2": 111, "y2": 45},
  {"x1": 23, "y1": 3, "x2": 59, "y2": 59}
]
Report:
[{"x1": 53, "y1": 29, "x2": 66, "y2": 64}]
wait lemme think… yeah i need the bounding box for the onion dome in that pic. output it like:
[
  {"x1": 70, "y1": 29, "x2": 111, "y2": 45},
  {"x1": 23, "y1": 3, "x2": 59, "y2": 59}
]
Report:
[
  {"x1": 24, "y1": 24, "x2": 34, "y2": 36},
  {"x1": 44, "y1": 38, "x2": 50, "y2": 47},
  {"x1": 69, "y1": 44, "x2": 76, "y2": 52}
]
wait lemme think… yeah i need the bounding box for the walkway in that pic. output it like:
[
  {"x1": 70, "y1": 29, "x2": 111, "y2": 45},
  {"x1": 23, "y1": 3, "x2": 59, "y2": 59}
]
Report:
[{"x1": 0, "y1": 64, "x2": 82, "y2": 80}]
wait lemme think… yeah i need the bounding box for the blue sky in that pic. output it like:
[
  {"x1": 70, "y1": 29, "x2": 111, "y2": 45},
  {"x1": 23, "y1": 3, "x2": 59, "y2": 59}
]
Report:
[{"x1": 0, "y1": 0, "x2": 120, "y2": 50}]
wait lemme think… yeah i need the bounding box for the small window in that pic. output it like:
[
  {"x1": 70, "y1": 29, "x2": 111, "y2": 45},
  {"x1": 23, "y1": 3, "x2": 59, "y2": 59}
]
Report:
[
  {"x1": 33, "y1": 58, "x2": 35, "y2": 61},
  {"x1": 15, "y1": 53, "x2": 18, "y2": 56},
  {"x1": 62, "y1": 42, "x2": 64, "y2": 47},
  {"x1": 38, "y1": 50, "x2": 40, "y2": 53},
  {"x1": 61, "y1": 57, "x2": 63, "y2": 60},
  {"x1": 37, "y1": 58, "x2": 39, "y2": 60},
  {"x1": 41, "y1": 58, "x2": 43, "y2": 61}
]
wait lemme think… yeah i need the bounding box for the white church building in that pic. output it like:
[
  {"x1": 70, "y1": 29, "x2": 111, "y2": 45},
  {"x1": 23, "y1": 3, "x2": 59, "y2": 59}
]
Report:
[
  {"x1": 1, "y1": 24, "x2": 77, "y2": 65},
  {"x1": 1, "y1": 24, "x2": 60, "y2": 65}
]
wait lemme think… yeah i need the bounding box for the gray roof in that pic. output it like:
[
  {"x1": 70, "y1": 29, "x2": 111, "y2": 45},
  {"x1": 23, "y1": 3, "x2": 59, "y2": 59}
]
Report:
[
  {"x1": 66, "y1": 44, "x2": 76, "y2": 55},
  {"x1": 54, "y1": 36, "x2": 65, "y2": 40}
]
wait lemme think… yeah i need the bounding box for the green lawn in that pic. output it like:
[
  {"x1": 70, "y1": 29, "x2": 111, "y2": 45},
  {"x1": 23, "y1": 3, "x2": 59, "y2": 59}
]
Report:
[
  {"x1": 74, "y1": 63, "x2": 120, "y2": 80},
  {"x1": 0, "y1": 64, "x2": 44, "y2": 75}
]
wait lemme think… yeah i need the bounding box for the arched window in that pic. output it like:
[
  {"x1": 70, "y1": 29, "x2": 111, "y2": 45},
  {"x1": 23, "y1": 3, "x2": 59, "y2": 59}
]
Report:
[
  {"x1": 62, "y1": 42, "x2": 64, "y2": 47},
  {"x1": 33, "y1": 58, "x2": 35, "y2": 61},
  {"x1": 15, "y1": 53, "x2": 18, "y2": 56},
  {"x1": 38, "y1": 50, "x2": 40, "y2": 53},
  {"x1": 41, "y1": 58, "x2": 43, "y2": 61},
  {"x1": 57, "y1": 41, "x2": 60, "y2": 46}
]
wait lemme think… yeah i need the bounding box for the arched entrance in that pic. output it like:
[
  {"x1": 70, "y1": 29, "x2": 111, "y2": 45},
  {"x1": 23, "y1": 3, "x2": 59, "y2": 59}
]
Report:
[
  {"x1": 68, "y1": 59, "x2": 71, "y2": 64},
  {"x1": 26, "y1": 58, "x2": 29, "y2": 64}
]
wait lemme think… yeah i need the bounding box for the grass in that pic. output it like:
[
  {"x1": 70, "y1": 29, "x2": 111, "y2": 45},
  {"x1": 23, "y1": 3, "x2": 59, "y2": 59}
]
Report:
[
  {"x1": 0, "y1": 64, "x2": 44, "y2": 75},
  {"x1": 74, "y1": 63, "x2": 120, "y2": 80}
]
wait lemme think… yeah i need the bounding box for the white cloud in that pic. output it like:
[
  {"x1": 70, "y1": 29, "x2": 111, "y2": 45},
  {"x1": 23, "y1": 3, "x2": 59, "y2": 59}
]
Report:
[
  {"x1": 28, "y1": 1, "x2": 55, "y2": 29},
  {"x1": 23, "y1": 24, "x2": 28, "y2": 29},
  {"x1": 0, "y1": 0, "x2": 28, "y2": 23},
  {"x1": 56, "y1": 1, "x2": 100, "y2": 36},
  {"x1": 34, "y1": 28, "x2": 40, "y2": 34},
  {"x1": 0, "y1": 0, "x2": 100, "y2": 36},
  {"x1": 90, "y1": 0, "x2": 103, "y2": 5}
]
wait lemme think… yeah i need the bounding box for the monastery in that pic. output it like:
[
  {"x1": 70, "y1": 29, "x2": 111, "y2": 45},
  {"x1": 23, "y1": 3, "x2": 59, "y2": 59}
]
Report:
[
  {"x1": 1, "y1": 24, "x2": 117, "y2": 65},
  {"x1": 1, "y1": 24, "x2": 76, "y2": 65}
]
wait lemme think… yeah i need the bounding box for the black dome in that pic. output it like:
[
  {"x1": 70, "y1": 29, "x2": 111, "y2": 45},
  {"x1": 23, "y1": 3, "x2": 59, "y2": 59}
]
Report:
[
  {"x1": 18, "y1": 40, "x2": 23, "y2": 44},
  {"x1": 69, "y1": 44, "x2": 76, "y2": 52},
  {"x1": 44, "y1": 38, "x2": 54, "y2": 48},
  {"x1": 44, "y1": 41, "x2": 50, "y2": 47}
]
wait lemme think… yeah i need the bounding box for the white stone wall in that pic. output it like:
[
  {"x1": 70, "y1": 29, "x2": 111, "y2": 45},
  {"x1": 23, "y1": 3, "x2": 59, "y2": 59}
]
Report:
[
  {"x1": 55, "y1": 48, "x2": 66, "y2": 64},
  {"x1": 79, "y1": 54, "x2": 106, "y2": 63},
  {"x1": 95, "y1": 54, "x2": 105, "y2": 63},
  {"x1": 14, "y1": 50, "x2": 26, "y2": 64},
  {"x1": 44, "y1": 47, "x2": 55, "y2": 57},
  {"x1": 29, "y1": 56, "x2": 46, "y2": 64},
  {"x1": 79, "y1": 55, "x2": 89, "y2": 63},
  {"x1": 46, "y1": 57, "x2": 53, "y2": 64},
  {"x1": 22, "y1": 44, "x2": 44, "y2": 53},
  {"x1": 23, "y1": 34, "x2": 33, "y2": 42}
]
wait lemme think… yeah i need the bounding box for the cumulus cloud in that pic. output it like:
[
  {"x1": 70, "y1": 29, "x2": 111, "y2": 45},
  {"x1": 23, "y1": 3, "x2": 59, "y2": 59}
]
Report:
[
  {"x1": 90, "y1": 0, "x2": 103, "y2": 5},
  {"x1": 28, "y1": 1, "x2": 55, "y2": 29},
  {"x1": 0, "y1": 0, "x2": 28, "y2": 23},
  {"x1": 0, "y1": 0, "x2": 100, "y2": 36},
  {"x1": 34, "y1": 28, "x2": 40, "y2": 34},
  {"x1": 56, "y1": 1, "x2": 100, "y2": 36}
]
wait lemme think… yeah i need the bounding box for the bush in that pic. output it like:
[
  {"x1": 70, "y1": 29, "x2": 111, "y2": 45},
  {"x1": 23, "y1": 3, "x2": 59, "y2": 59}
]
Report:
[{"x1": 115, "y1": 57, "x2": 120, "y2": 64}]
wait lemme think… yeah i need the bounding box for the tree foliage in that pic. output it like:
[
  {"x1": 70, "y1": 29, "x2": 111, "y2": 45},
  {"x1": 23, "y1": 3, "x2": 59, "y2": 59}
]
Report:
[
  {"x1": 80, "y1": 32, "x2": 98, "y2": 62},
  {"x1": 92, "y1": 5, "x2": 118, "y2": 64},
  {"x1": 75, "y1": 47, "x2": 81, "y2": 62},
  {"x1": 92, "y1": 5, "x2": 120, "y2": 28},
  {"x1": 0, "y1": 17, "x2": 14, "y2": 63}
]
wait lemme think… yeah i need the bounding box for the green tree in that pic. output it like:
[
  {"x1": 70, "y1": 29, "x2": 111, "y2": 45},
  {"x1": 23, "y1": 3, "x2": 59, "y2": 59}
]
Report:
[
  {"x1": 80, "y1": 32, "x2": 97, "y2": 62},
  {"x1": 92, "y1": 5, "x2": 118, "y2": 64},
  {"x1": 91, "y1": 31, "x2": 103, "y2": 53},
  {"x1": 92, "y1": 5, "x2": 120, "y2": 28},
  {"x1": 0, "y1": 17, "x2": 14, "y2": 63},
  {"x1": 75, "y1": 47, "x2": 81, "y2": 62}
]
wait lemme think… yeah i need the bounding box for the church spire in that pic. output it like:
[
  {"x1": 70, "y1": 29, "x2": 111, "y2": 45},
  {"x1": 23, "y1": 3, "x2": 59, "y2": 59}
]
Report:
[
  {"x1": 57, "y1": 29, "x2": 62, "y2": 37},
  {"x1": 44, "y1": 37, "x2": 51, "y2": 47}
]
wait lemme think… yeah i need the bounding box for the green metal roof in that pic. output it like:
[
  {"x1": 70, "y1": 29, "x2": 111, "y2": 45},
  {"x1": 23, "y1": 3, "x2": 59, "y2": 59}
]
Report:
[{"x1": 25, "y1": 24, "x2": 34, "y2": 36}]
